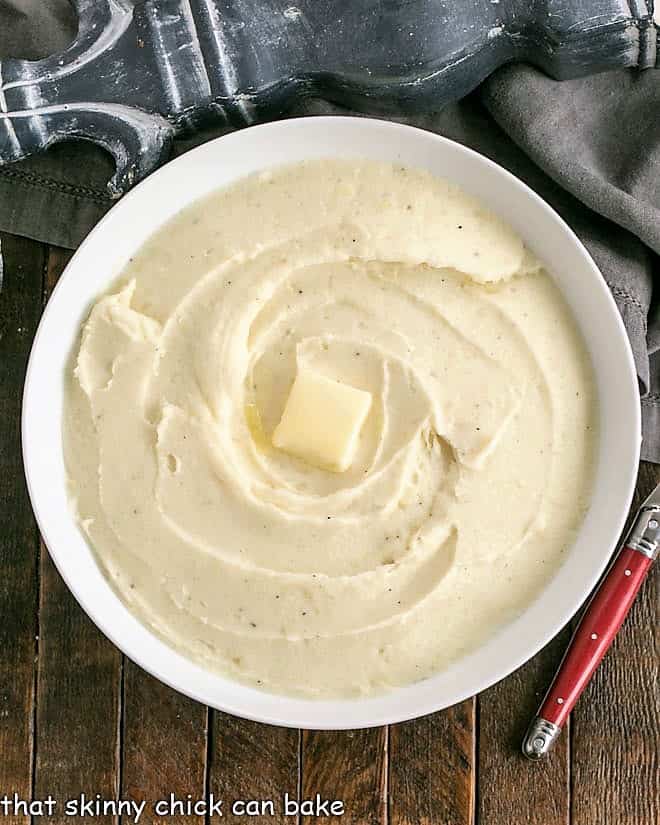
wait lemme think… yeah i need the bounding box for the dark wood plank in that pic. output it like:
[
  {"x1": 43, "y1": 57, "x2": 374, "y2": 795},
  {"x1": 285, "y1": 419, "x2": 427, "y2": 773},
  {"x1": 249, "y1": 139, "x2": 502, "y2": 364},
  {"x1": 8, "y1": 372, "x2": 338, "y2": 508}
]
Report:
[
  {"x1": 121, "y1": 662, "x2": 208, "y2": 824},
  {"x1": 301, "y1": 728, "x2": 387, "y2": 825},
  {"x1": 33, "y1": 246, "x2": 123, "y2": 825},
  {"x1": 34, "y1": 557, "x2": 123, "y2": 824},
  {"x1": 390, "y1": 701, "x2": 475, "y2": 825},
  {"x1": 571, "y1": 461, "x2": 659, "y2": 825},
  {"x1": 209, "y1": 713, "x2": 299, "y2": 824},
  {"x1": 7, "y1": 236, "x2": 655, "y2": 825},
  {"x1": 42, "y1": 246, "x2": 73, "y2": 297},
  {"x1": 477, "y1": 633, "x2": 571, "y2": 825},
  {"x1": 0, "y1": 233, "x2": 46, "y2": 825}
]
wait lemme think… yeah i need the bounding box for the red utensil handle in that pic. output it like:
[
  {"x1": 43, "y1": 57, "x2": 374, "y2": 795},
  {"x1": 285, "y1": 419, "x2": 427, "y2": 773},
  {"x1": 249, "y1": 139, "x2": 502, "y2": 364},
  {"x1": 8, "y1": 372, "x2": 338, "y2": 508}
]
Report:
[
  {"x1": 523, "y1": 542, "x2": 654, "y2": 759},
  {"x1": 538, "y1": 546, "x2": 652, "y2": 727}
]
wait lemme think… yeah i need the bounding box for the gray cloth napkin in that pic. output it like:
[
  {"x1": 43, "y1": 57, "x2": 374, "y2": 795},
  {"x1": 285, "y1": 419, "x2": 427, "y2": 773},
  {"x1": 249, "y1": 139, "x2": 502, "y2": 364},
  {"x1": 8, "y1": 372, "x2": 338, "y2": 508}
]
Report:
[{"x1": 2, "y1": 2, "x2": 659, "y2": 460}]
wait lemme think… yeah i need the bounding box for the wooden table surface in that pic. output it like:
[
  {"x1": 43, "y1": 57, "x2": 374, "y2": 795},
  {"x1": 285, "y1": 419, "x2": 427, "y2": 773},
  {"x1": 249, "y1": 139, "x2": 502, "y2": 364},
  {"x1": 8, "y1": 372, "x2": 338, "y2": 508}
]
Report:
[{"x1": 1, "y1": 232, "x2": 658, "y2": 825}]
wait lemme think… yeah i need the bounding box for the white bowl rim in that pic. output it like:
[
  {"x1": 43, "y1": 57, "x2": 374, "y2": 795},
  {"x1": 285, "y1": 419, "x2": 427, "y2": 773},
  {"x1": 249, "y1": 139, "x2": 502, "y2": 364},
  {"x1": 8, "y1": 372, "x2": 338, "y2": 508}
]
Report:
[{"x1": 22, "y1": 115, "x2": 641, "y2": 729}]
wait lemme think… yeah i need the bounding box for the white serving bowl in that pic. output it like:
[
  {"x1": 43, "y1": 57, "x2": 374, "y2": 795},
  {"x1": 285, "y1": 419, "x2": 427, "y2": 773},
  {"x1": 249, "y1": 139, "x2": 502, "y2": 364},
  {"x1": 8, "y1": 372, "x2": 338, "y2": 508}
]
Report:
[{"x1": 22, "y1": 117, "x2": 640, "y2": 729}]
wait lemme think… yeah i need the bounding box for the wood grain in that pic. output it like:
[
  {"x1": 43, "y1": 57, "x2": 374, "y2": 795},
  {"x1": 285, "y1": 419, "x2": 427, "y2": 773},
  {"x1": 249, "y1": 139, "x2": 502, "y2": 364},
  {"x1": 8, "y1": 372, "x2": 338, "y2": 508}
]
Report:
[
  {"x1": 301, "y1": 728, "x2": 387, "y2": 825},
  {"x1": 571, "y1": 462, "x2": 660, "y2": 825},
  {"x1": 32, "y1": 246, "x2": 123, "y2": 825},
  {"x1": 390, "y1": 701, "x2": 475, "y2": 825},
  {"x1": 2, "y1": 234, "x2": 658, "y2": 825},
  {"x1": 42, "y1": 246, "x2": 73, "y2": 297},
  {"x1": 121, "y1": 663, "x2": 208, "y2": 824},
  {"x1": 477, "y1": 633, "x2": 571, "y2": 825},
  {"x1": 209, "y1": 713, "x2": 298, "y2": 824},
  {"x1": 0, "y1": 234, "x2": 46, "y2": 825},
  {"x1": 33, "y1": 556, "x2": 122, "y2": 824}
]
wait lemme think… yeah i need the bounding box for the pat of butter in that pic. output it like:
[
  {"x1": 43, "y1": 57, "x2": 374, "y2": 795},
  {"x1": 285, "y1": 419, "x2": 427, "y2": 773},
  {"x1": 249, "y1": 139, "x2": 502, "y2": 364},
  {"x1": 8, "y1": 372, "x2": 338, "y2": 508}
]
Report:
[{"x1": 272, "y1": 368, "x2": 372, "y2": 472}]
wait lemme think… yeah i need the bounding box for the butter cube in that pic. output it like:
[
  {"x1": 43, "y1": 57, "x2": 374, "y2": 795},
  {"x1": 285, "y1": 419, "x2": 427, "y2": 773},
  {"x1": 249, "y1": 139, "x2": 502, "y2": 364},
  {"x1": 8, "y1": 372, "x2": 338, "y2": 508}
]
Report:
[{"x1": 272, "y1": 368, "x2": 372, "y2": 472}]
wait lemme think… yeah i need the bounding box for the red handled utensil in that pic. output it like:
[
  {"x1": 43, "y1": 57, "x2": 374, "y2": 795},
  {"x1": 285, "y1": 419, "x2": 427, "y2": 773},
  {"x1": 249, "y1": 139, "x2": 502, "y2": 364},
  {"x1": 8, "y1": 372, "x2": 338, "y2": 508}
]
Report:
[{"x1": 522, "y1": 482, "x2": 659, "y2": 760}]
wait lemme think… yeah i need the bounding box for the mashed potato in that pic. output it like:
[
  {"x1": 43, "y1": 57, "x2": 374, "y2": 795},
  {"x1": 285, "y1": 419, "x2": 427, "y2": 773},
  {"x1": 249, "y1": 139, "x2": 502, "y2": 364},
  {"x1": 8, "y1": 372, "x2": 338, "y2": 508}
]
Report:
[{"x1": 64, "y1": 160, "x2": 597, "y2": 697}]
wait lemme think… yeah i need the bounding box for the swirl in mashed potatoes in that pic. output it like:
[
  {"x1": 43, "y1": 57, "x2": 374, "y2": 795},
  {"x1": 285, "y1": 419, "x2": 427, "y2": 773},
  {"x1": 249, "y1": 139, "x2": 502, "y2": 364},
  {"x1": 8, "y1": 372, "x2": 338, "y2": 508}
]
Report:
[{"x1": 64, "y1": 160, "x2": 597, "y2": 697}]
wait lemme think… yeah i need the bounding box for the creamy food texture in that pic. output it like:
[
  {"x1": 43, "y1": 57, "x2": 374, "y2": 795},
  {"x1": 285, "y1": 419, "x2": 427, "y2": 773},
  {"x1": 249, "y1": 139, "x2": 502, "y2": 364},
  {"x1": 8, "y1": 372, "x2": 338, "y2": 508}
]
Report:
[{"x1": 64, "y1": 160, "x2": 597, "y2": 697}]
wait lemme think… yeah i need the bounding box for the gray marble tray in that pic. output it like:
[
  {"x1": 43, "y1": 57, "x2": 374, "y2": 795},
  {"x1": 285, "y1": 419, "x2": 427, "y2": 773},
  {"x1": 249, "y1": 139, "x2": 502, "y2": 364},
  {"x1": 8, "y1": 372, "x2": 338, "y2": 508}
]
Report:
[{"x1": 0, "y1": 0, "x2": 658, "y2": 195}]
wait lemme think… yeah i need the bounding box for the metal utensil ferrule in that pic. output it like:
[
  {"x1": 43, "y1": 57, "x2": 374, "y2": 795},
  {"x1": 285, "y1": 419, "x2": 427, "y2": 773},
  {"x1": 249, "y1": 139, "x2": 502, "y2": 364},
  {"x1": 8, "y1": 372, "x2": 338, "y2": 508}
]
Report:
[
  {"x1": 522, "y1": 716, "x2": 562, "y2": 760},
  {"x1": 625, "y1": 505, "x2": 660, "y2": 560}
]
